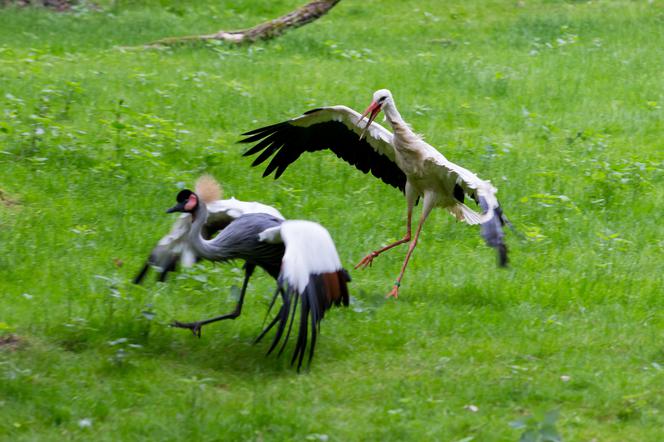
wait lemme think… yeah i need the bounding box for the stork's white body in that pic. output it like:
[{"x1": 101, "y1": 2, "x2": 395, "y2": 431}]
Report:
[{"x1": 381, "y1": 98, "x2": 498, "y2": 226}]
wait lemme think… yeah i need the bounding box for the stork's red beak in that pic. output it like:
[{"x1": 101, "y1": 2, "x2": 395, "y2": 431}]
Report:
[{"x1": 358, "y1": 101, "x2": 382, "y2": 140}]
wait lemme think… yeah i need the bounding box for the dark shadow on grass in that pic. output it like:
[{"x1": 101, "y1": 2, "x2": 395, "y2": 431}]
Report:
[
  {"x1": 61, "y1": 312, "x2": 353, "y2": 376},
  {"x1": 152, "y1": 327, "x2": 355, "y2": 377}
]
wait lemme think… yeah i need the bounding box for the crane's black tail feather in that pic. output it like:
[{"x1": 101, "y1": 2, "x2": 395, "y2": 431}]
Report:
[
  {"x1": 479, "y1": 196, "x2": 509, "y2": 267},
  {"x1": 256, "y1": 270, "x2": 350, "y2": 371},
  {"x1": 277, "y1": 292, "x2": 300, "y2": 358},
  {"x1": 266, "y1": 290, "x2": 291, "y2": 356},
  {"x1": 255, "y1": 288, "x2": 287, "y2": 345}
]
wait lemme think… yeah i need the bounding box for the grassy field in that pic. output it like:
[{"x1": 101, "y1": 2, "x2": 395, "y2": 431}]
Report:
[{"x1": 1, "y1": 0, "x2": 663, "y2": 440}]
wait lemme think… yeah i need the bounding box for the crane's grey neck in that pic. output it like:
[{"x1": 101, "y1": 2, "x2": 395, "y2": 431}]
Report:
[{"x1": 187, "y1": 200, "x2": 220, "y2": 260}]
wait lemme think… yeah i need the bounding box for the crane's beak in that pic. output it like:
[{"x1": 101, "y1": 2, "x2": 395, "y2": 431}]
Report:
[
  {"x1": 167, "y1": 192, "x2": 198, "y2": 213},
  {"x1": 358, "y1": 101, "x2": 382, "y2": 140},
  {"x1": 166, "y1": 201, "x2": 186, "y2": 213}
]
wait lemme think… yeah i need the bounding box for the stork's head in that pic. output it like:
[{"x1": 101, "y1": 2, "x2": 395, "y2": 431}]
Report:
[
  {"x1": 359, "y1": 89, "x2": 394, "y2": 139},
  {"x1": 372, "y1": 89, "x2": 393, "y2": 107},
  {"x1": 166, "y1": 189, "x2": 199, "y2": 213}
]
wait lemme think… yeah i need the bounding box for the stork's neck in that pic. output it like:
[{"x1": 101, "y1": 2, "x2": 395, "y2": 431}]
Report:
[
  {"x1": 382, "y1": 101, "x2": 414, "y2": 139},
  {"x1": 187, "y1": 201, "x2": 219, "y2": 260}
]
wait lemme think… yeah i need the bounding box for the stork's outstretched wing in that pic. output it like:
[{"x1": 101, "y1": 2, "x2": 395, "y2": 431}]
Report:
[
  {"x1": 240, "y1": 106, "x2": 406, "y2": 192},
  {"x1": 424, "y1": 150, "x2": 509, "y2": 266},
  {"x1": 256, "y1": 220, "x2": 350, "y2": 371}
]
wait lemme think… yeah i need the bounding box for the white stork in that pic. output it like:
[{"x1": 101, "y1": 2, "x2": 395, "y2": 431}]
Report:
[{"x1": 240, "y1": 89, "x2": 509, "y2": 298}]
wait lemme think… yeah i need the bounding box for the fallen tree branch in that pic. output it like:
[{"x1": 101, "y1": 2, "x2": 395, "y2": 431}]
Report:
[{"x1": 146, "y1": 0, "x2": 341, "y2": 48}]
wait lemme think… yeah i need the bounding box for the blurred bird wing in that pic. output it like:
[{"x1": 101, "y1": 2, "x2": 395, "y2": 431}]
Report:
[
  {"x1": 257, "y1": 225, "x2": 282, "y2": 244},
  {"x1": 206, "y1": 197, "x2": 285, "y2": 229},
  {"x1": 157, "y1": 214, "x2": 192, "y2": 246},
  {"x1": 423, "y1": 149, "x2": 499, "y2": 224},
  {"x1": 422, "y1": 148, "x2": 508, "y2": 265},
  {"x1": 149, "y1": 198, "x2": 283, "y2": 269},
  {"x1": 180, "y1": 245, "x2": 197, "y2": 267}
]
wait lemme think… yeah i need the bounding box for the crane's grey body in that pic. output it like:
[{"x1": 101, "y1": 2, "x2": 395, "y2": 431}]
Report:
[
  {"x1": 189, "y1": 211, "x2": 285, "y2": 278},
  {"x1": 134, "y1": 197, "x2": 284, "y2": 284},
  {"x1": 165, "y1": 189, "x2": 350, "y2": 370}
]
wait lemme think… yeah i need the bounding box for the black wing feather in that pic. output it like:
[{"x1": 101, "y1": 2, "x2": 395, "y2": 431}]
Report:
[
  {"x1": 241, "y1": 121, "x2": 289, "y2": 138},
  {"x1": 453, "y1": 184, "x2": 465, "y2": 204},
  {"x1": 248, "y1": 133, "x2": 285, "y2": 163},
  {"x1": 257, "y1": 269, "x2": 350, "y2": 371},
  {"x1": 277, "y1": 292, "x2": 300, "y2": 358},
  {"x1": 241, "y1": 116, "x2": 406, "y2": 192}
]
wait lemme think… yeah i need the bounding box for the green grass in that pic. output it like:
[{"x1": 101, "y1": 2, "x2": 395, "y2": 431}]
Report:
[{"x1": 1, "y1": 0, "x2": 663, "y2": 440}]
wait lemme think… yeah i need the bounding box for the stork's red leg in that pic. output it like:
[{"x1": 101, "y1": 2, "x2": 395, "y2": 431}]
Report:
[
  {"x1": 355, "y1": 206, "x2": 413, "y2": 270},
  {"x1": 387, "y1": 200, "x2": 434, "y2": 298}
]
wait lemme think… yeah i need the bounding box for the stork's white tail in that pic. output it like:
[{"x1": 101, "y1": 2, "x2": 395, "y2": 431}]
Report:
[{"x1": 450, "y1": 203, "x2": 484, "y2": 225}]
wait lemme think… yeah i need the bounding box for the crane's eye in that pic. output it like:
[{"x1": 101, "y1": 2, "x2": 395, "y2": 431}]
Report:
[{"x1": 378, "y1": 96, "x2": 386, "y2": 103}]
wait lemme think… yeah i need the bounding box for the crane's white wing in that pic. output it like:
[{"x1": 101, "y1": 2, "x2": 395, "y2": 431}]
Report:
[
  {"x1": 259, "y1": 220, "x2": 343, "y2": 293},
  {"x1": 257, "y1": 219, "x2": 350, "y2": 370},
  {"x1": 240, "y1": 106, "x2": 407, "y2": 192},
  {"x1": 207, "y1": 197, "x2": 284, "y2": 224}
]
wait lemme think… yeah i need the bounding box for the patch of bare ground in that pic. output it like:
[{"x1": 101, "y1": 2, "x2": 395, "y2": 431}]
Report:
[
  {"x1": 0, "y1": 189, "x2": 19, "y2": 207},
  {"x1": 0, "y1": 334, "x2": 25, "y2": 351}
]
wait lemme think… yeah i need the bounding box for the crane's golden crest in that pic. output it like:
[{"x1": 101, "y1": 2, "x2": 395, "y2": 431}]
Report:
[{"x1": 195, "y1": 174, "x2": 222, "y2": 203}]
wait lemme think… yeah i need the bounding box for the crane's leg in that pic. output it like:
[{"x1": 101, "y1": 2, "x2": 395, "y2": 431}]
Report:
[
  {"x1": 387, "y1": 197, "x2": 435, "y2": 299},
  {"x1": 156, "y1": 255, "x2": 178, "y2": 283},
  {"x1": 171, "y1": 263, "x2": 256, "y2": 337},
  {"x1": 355, "y1": 184, "x2": 418, "y2": 270},
  {"x1": 133, "y1": 262, "x2": 151, "y2": 285}
]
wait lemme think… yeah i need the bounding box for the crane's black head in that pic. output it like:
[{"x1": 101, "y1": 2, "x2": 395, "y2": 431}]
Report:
[{"x1": 166, "y1": 189, "x2": 199, "y2": 213}]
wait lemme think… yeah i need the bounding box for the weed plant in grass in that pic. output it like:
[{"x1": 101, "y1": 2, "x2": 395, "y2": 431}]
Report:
[{"x1": 0, "y1": 0, "x2": 663, "y2": 440}]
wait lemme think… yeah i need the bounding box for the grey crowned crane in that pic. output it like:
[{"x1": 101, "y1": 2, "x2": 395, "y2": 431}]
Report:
[
  {"x1": 165, "y1": 183, "x2": 350, "y2": 370},
  {"x1": 240, "y1": 89, "x2": 509, "y2": 298},
  {"x1": 133, "y1": 175, "x2": 285, "y2": 284}
]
